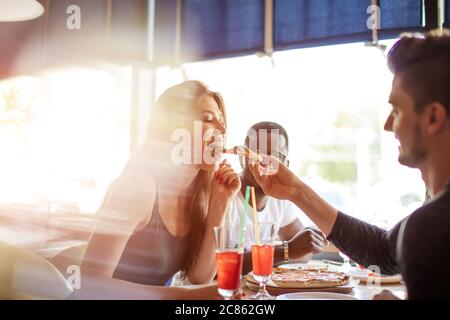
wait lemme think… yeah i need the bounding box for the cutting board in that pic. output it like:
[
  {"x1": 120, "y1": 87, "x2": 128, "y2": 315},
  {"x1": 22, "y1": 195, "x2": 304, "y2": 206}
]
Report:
[{"x1": 245, "y1": 273, "x2": 358, "y2": 295}]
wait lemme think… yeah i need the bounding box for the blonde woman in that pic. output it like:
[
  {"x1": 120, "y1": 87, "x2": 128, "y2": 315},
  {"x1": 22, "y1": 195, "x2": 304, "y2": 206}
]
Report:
[{"x1": 78, "y1": 81, "x2": 240, "y2": 299}]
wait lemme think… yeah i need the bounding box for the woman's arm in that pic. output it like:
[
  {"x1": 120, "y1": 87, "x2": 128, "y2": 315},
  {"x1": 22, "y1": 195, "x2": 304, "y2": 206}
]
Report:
[
  {"x1": 78, "y1": 175, "x2": 223, "y2": 299},
  {"x1": 187, "y1": 162, "x2": 241, "y2": 284},
  {"x1": 75, "y1": 270, "x2": 220, "y2": 299},
  {"x1": 187, "y1": 197, "x2": 231, "y2": 284},
  {"x1": 81, "y1": 175, "x2": 156, "y2": 278}
]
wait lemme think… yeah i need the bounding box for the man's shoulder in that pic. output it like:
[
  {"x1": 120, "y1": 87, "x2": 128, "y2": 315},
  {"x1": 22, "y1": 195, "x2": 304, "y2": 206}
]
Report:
[
  {"x1": 404, "y1": 188, "x2": 450, "y2": 240},
  {"x1": 400, "y1": 188, "x2": 450, "y2": 276},
  {"x1": 408, "y1": 188, "x2": 450, "y2": 223}
]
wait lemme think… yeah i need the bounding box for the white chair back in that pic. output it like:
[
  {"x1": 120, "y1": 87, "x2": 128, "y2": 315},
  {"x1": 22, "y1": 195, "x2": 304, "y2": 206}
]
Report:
[{"x1": 0, "y1": 242, "x2": 73, "y2": 299}]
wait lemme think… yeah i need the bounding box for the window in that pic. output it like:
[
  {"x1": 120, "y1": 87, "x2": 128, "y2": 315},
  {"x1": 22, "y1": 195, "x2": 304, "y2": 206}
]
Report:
[
  {"x1": 156, "y1": 39, "x2": 425, "y2": 229},
  {"x1": 0, "y1": 67, "x2": 132, "y2": 243}
]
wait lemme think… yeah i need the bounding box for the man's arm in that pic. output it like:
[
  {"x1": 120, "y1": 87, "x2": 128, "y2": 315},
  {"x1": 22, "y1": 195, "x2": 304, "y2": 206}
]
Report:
[
  {"x1": 289, "y1": 179, "x2": 400, "y2": 274},
  {"x1": 278, "y1": 219, "x2": 304, "y2": 241},
  {"x1": 327, "y1": 212, "x2": 400, "y2": 275},
  {"x1": 249, "y1": 156, "x2": 399, "y2": 275},
  {"x1": 248, "y1": 157, "x2": 339, "y2": 235},
  {"x1": 278, "y1": 219, "x2": 315, "y2": 263}
]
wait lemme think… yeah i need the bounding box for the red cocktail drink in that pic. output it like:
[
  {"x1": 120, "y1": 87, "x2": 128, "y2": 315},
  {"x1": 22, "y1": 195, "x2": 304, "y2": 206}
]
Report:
[
  {"x1": 249, "y1": 222, "x2": 276, "y2": 300},
  {"x1": 216, "y1": 250, "x2": 243, "y2": 295},
  {"x1": 251, "y1": 244, "x2": 275, "y2": 276}
]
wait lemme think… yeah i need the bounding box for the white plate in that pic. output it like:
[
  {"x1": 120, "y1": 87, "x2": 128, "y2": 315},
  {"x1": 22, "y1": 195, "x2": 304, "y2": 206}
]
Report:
[
  {"x1": 276, "y1": 292, "x2": 358, "y2": 300},
  {"x1": 346, "y1": 269, "x2": 402, "y2": 284}
]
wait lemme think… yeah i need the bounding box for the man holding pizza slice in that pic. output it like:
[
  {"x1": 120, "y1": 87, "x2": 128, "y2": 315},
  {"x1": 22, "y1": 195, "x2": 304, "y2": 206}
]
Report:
[
  {"x1": 249, "y1": 30, "x2": 450, "y2": 300},
  {"x1": 226, "y1": 122, "x2": 327, "y2": 276}
]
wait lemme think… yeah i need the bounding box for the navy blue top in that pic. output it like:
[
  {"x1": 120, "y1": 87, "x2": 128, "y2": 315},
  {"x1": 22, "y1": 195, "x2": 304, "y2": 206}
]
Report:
[
  {"x1": 113, "y1": 191, "x2": 189, "y2": 286},
  {"x1": 328, "y1": 183, "x2": 450, "y2": 299}
]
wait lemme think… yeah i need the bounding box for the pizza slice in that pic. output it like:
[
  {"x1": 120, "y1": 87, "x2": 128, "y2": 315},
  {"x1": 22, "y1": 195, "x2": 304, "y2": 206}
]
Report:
[{"x1": 270, "y1": 267, "x2": 350, "y2": 289}]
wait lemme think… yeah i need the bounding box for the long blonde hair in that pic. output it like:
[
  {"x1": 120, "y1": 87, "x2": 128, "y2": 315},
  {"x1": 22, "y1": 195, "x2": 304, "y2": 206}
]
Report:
[{"x1": 124, "y1": 81, "x2": 227, "y2": 278}]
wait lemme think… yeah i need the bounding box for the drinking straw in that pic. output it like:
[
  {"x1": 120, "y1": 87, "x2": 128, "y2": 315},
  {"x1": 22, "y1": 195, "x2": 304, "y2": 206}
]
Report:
[
  {"x1": 250, "y1": 187, "x2": 261, "y2": 245},
  {"x1": 238, "y1": 186, "x2": 251, "y2": 249}
]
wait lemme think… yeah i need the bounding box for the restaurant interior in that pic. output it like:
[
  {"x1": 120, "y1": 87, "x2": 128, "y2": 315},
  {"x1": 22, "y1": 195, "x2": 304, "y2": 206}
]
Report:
[{"x1": 1, "y1": 0, "x2": 449, "y2": 302}]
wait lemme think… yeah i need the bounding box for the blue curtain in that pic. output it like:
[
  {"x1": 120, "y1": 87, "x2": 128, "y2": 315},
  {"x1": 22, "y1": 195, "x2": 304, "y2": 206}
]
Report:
[
  {"x1": 182, "y1": 0, "x2": 264, "y2": 60},
  {"x1": 155, "y1": 0, "x2": 423, "y2": 63},
  {"x1": 274, "y1": 0, "x2": 371, "y2": 51},
  {"x1": 378, "y1": 0, "x2": 423, "y2": 39},
  {"x1": 275, "y1": 0, "x2": 423, "y2": 51},
  {"x1": 154, "y1": 0, "x2": 264, "y2": 63}
]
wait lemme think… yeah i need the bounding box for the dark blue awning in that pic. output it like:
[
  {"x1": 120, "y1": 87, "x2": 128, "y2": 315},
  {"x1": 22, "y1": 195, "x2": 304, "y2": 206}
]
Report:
[
  {"x1": 274, "y1": 0, "x2": 423, "y2": 51},
  {"x1": 274, "y1": 0, "x2": 372, "y2": 51},
  {"x1": 154, "y1": 0, "x2": 265, "y2": 63},
  {"x1": 154, "y1": 0, "x2": 424, "y2": 63},
  {"x1": 378, "y1": 0, "x2": 423, "y2": 39},
  {"x1": 182, "y1": 0, "x2": 265, "y2": 60}
]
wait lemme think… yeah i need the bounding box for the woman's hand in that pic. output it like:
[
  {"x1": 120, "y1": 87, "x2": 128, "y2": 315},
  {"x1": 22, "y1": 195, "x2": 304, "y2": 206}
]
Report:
[
  {"x1": 187, "y1": 161, "x2": 240, "y2": 284},
  {"x1": 211, "y1": 160, "x2": 241, "y2": 204},
  {"x1": 248, "y1": 155, "x2": 300, "y2": 201}
]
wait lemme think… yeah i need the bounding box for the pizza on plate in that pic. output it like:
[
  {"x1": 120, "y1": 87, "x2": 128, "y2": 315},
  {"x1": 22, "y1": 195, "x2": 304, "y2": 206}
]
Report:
[{"x1": 270, "y1": 267, "x2": 350, "y2": 289}]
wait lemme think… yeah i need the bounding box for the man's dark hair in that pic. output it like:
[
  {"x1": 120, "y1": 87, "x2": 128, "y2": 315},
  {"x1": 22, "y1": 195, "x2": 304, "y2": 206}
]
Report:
[
  {"x1": 387, "y1": 29, "x2": 450, "y2": 116},
  {"x1": 245, "y1": 121, "x2": 289, "y2": 151}
]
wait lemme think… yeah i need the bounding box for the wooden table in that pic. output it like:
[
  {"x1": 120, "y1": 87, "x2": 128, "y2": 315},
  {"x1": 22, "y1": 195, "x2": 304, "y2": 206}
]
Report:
[{"x1": 241, "y1": 260, "x2": 406, "y2": 300}]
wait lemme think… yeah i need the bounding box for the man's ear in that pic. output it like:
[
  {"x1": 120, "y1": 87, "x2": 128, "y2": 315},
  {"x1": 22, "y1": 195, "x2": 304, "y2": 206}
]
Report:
[{"x1": 425, "y1": 102, "x2": 448, "y2": 135}]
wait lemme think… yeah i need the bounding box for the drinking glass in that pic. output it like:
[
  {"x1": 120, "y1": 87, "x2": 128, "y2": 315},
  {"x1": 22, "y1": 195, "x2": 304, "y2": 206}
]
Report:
[
  {"x1": 214, "y1": 225, "x2": 244, "y2": 300},
  {"x1": 250, "y1": 222, "x2": 276, "y2": 300}
]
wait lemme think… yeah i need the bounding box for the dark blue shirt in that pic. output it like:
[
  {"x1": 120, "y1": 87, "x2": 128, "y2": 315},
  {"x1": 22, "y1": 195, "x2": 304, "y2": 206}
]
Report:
[{"x1": 328, "y1": 183, "x2": 450, "y2": 299}]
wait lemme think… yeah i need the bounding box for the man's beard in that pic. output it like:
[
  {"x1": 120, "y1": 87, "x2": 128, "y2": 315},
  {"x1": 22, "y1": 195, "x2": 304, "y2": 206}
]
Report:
[{"x1": 398, "y1": 123, "x2": 427, "y2": 168}]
